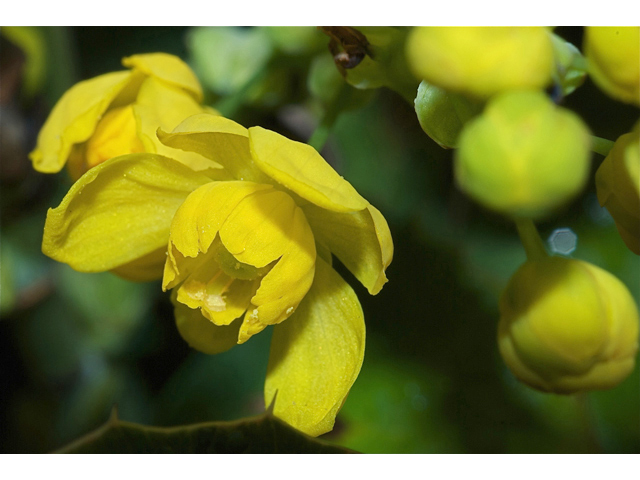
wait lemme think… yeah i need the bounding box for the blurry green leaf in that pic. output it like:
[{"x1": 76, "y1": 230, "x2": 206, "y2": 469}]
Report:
[
  {"x1": 261, "y1": 26, "x2": 324, "y2": 55},
  {"x1": 0, "y1": 237, "x2": 17, "y2": 313},
  {"x1": 56, "y1": 265, "x2": 154, "y2": 354},
  {"x1": 188, "y1": 27, "x2": 273, "y2": 96},
  {"x1": 1, "y1": 27, "x2": 47, "y2": 99},
  {"x1": 332, "y1": 101, "x2": 430, "y2": 222},
  {"x1": 56, "y1": 364, "x2": 151, "y2": 445},
  {"x1": 330, "y1": 347, "x2": 460, "y2": 453},
  {"x1": 56, "y1": 409, "x2": 355, "y2": 453}
]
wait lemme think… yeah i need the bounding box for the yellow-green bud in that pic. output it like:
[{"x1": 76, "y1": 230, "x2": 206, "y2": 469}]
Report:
[
  {"x1": 499, "y1": 257, "x2": 639, "y2": 394},
  {"x1": 455, "y1": 90, "x2": 591, "y2": 219},
  {"x1": 406, "y1": 27, "x2": 554, "y2": 99},
  {"x1": 414, "y1": 80, "x2": 483, "y2": 148},
  {"x1": 584, "y1": 27, "x2": 640, "y2": 106},
  {"x1": 596, "y1": 128, "x2": 640, "y2": 254}
]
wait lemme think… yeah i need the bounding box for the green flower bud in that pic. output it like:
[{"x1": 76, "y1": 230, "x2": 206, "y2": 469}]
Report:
[
  {"x1": 406, "y1": 27, "x2": 554, "y2": 99},
  {"x1": 499, "y1": 257, "x2": 639, "y2": 394},
  {"x1": 455, "y1": 90, "x2": 591, "y2": 219},
  {"x1": 549, "y1": 32, "x2": 587, "y2": 97},
  {"x1": 414, "y1": 80, "x2": 483, "y2": 148},
  {"x1": 596, "y1": 128, "x2": 640, "y2": 254},
  {"x1": 584, "y1": 27, "x2": 640, "y2": 106}
]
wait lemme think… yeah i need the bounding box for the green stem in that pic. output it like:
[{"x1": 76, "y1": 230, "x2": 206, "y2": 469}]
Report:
[
  {"x1": 591, "y1": 136, "x2": 615, "y2": 157},
  {"x1": 307, "y1": 83, "x2": 352, "y2": 152},
  {"x1": 575, "y1": 394, "x2": 602, "y2": 453},
  {"x1": 214, "y1": 67, "x2": 269, "y2": 118},
  {"x1": 515, "y1": 218, "x2": 548, "y2": 262}
]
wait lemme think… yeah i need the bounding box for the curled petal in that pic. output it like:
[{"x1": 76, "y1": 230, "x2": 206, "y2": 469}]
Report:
[
  {"x1": 157, "y1": 113, "x2": 267, "y2": 183},
  {"x1": 43, "y1": 153, "x2": 211, "y2": 273},
  {"x1": 122, "y1": 53, "x2": 203, "y2": 102},
  {"x1": 172, "y1": 292, "x2": 241, "y2": 355},
  {"x1": 30, "y1": 71, "x2": 132, "y2": 173},
  {"x1": 303, "y1": 203, "x2": 393, "y2": 295},
  {"x1": 219, "y1": 190, "x2": 316, "y2": 340},
  {"x1": 164, "y1": 181, "x2": 273, "y2": 273},
  {"x1": 265, "y1": 256, "x2": 365, "y2": 437},
  {"x1": 248, "y1": 127, "x2": 369, "y2": 213}
]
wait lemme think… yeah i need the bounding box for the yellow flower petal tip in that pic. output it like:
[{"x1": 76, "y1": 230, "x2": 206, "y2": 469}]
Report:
[
  {"x1": 30, "y1": 52, "x2": 213, "y2": 179},
  {"x1": 455, "y1": 90, "x2": 591, "y2": 219},
  {"x1": 596, "y1": 128, "x2": 640, "y2": 254},
  {"x1": 406, "y1": 27, "x2": 554, "y2": 99},
  {"x1": 499, "y1": 257, "x2": 639, "y2": 394},
  {"x1": 248, "y1": 126, "x2": 369, "y2": 213},
  {"x1": 585, "y1": 27, "x2": 640, "y2": 105}
]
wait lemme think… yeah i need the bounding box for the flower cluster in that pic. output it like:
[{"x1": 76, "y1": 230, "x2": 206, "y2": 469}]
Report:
[
  {"x1": 406, "y1": 27, "x2": 639, "y2": 393},
  {"x1": 33, "y1": 54, "x2": 393, "y2": 436}
]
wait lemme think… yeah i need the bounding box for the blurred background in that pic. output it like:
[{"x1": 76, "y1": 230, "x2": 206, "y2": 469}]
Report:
[{"x1": 1, "y1": 26, "x2": 638, "y2": 453}]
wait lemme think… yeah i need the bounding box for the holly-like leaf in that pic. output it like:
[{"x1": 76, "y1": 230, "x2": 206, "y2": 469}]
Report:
[{"x1": 55, "y1": 408, "x2": 356, "y2": 454}]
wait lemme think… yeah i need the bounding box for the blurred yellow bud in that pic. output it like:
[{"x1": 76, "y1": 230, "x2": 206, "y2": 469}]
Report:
[
  {"x1": 455, "y1": 90, "x2": 591, "y2": 219},
  {"x1": 406, "y1": 27, "x2": 554, "y2": 99},
  {"x1": 584, "y1": 27, "x2": 640, "y2": 105},
  {"x1": 596, "y1": 128, "x2": 640, "y2": 254},
  {"x1": 499, "y1": 257, "x2": 639, "y2": 394}
]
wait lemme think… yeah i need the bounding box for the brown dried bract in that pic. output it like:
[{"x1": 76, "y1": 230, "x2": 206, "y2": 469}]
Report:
[{"x1": 319, "y1": 27, "x2": 373, "y2": 74}]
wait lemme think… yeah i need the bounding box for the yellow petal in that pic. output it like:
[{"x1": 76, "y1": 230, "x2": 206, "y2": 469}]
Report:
[
  {"x1": 164, "y1": 181, "x2": 273, "y2": 268},
  {"x1": 29, "y1": 70, "x2": 132, "y2": 173},
  {"x1": 122, "y1": 53, "x2": 203, "y2": 103},
  {"x1": 157, "y1": 113, "x2": 267, "y2": 183},
  {"x1": 303, "y1": 203, "x2": 393, "y2": 295},
  {"x1": 248, "y1": 127, "x2": 369, "y2": 213},
  {"x1": 265, "y1": 256, "x2": 365, "y2": 437},
  {"x1": 133, "y1": 77, "x2": 221, "y2": 171},
  {"x1": 170, "y1": 243, "x2": 259, "y2": 325},
  {"x1": 43, "y1": 153, "x2": 211, "y2": 273},
  {"x1": 172, "y1": 292, "x2": 241, "y2": 355},
  {"x1": 111, "y1": 247, "x2": 167, "y2": 282},
  {"x1": 219, "y1": 189, "x2": 316, "y2": 340}
]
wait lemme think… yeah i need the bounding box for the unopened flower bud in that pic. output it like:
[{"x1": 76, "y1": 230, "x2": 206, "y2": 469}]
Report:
[
  {"x1": 596, "y1": 128, "x2": 640, "y2": 254},
  {"x1": 584, "y1": 27, "x2": 640, "y2": 106},
  {"x1": 499, "y1": 257, "x2": 639, "y2": 394},
  {"x1": 455, "y1": 90, "x2": 591, "y2": 219},
  {"x1": 406, "y1": 27, "x2": 554, "y2": 99},
  {"x1": 414, "y1": 80, "x2": 483, "y2": 148}
]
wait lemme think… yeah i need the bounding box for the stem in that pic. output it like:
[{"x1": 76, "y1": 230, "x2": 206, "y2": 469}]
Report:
[
  {"x1": 575, "y1": 394, "x2": 602, "y2": 453},
  {"x1": 591, "y1": 136, "x2": 615, "y2": 157},
  {"x1": 307, "y1": 83, "x2": 352, "y2": 152},
  {"x1": 214, "y1": 67, "x2": 269, "y2": 118},
  {"x1": 515, "y1": 218, "x2": 548, "y2": 262}
]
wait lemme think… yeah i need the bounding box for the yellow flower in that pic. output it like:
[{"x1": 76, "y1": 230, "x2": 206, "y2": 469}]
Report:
[
  {"x1": 499, "y1": 256, "x2": 639, "y2": 394},
  {"x1": 30, "y1": 53, "x2": 216, "y2": 180},
  {"x1": 41, "y1": 113, "x2": 393, "y2": 436},
  {"x1": 596, "y1": 128, "x2": 640, "y2": 255},
  {"x1": 406, "y1": 27, "x2": 554, "y2": 99},
  {"x1": 584, "y1": 27, "x2": 640, "y2": 106}
]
